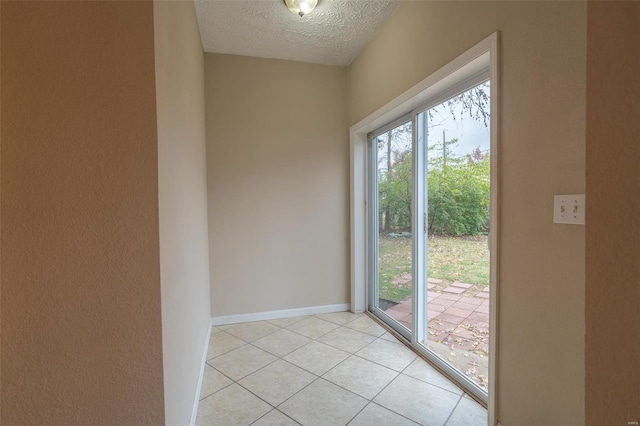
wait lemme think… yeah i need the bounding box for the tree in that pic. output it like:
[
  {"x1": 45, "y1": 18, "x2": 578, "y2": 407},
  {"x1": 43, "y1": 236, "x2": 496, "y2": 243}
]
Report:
[
  {"x1": 427, "y1": 140, "x2": 490, "y2": 236},
  {"x1": 376, "y1": 82, "x2": 491, "y2": 235},
  {"x1": 384, "y1": 129, "x2": 392, "y2": 232},
  {"x1": 377, "y1": 122, "x2": 411, "y2": 233},
  {"x1": 428, "y1": 81, "x2": 490, "y2": 127},
  {"x1": 379, "y1": 149, "x2": 412, "y2": 232},
  {"x1": 379, "y1": 140, "x2": 490, "y2": 236}
]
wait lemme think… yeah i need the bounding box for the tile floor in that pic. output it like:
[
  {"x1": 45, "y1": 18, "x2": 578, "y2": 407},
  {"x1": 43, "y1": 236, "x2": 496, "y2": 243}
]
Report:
[{"x1": 197, "y1": 312, "x2": 487, "y2": 426}]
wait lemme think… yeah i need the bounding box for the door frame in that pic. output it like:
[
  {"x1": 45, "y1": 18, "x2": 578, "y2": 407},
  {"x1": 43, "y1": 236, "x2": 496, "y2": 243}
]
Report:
[{"x1": 350, "y1": 32, "x2": 500, "y2": 425}]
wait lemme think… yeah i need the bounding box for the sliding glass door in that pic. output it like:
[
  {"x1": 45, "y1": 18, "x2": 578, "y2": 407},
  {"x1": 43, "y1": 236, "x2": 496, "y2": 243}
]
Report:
[
  {"x1": 368, "y1": 80, "x2": 492, "y2": 401},
  {"x1": 368, "y1": 117, "x2": 413, "y2": 340}
]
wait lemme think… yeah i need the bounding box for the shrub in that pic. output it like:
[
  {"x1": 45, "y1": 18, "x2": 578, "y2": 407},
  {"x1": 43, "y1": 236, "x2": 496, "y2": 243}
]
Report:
[
  {"x1": 379, "y1": 142, "x2": 490, "y2": 236},
  {"x1": 427, "y1": 152, "x2": 490, "y2": 236}
]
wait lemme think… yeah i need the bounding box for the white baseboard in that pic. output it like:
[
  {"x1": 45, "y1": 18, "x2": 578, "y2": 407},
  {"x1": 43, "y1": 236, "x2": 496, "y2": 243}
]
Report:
[
  {"x1": 190, "y1": 318, "x2": 213, "y2": 426},
  {"x1": 211, "y1": 303, "x2": 350, "y2": 326}
]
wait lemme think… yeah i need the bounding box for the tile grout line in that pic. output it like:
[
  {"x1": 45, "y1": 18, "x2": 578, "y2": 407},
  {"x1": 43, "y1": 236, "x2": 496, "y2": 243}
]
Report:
[
  {"x1": 211, "y1": 318, "x2": 408, "y2": 392},
  {"x1": 205, "y1": 328, "x2": 248, "y2": 361},
  {"x1": 309, "y1": 327, "x2": 422, "y2": 424},
  {"x1": 398, "y1": 354, "x2": 468, "y2": 396},
  {"x1": 351, "y1": 380, "x2": 418, "y2": 425},
  {"x1": 332, "y1": 337, "x2": 425, "y2": 424},
  {"x1": 249, "y1": 319, "x2": 404, "y2": 424},
  {"x1": 369, "y1": 400, "x2": 423, "y2": 425},
  {"x1": 361, "y1": 315, "x2": 476, "y2": 424},
  {"x1": 208, "y1": 320, "x2": 311, "y2": 363},
  {"x1": 204, "y1": 362, "x2": 235, "y2": 384},
  {"x1": 344, "y1": 401, "x2": 371, "y2": 425},
  {"x1": 224, "y1": 322, "x2": 284, "y2": 343},
  {"x1": 248, "y1": 407, "x2": 301, "y2": 426},
  {"x1": 214, "y1": 321, "x2": 321, "y2": 424},
  {"x1": 218, "y1": 315, "x2": 370, "y2": 424},
  {"x1": 364, "y1": 311, "x2": 480, "y2": 400},
  {"x1": 318, "y1": 353, "x2": 391, "y2": 400},
  {"x1": 272, "y1": 376, "x2": 322, "y2": 418},
  {"x1": 442, "y1": 394, "x2": 465, "y2": 426},
  {"x1": 200, "y1": 315, "x2": 481, "y2": 425},
  {"x1": 265, "y1": 315, "x2": 308, "y2": 328},
  {"x1": 338, "y1": 323, "x2": 466, "y2": 425},
  {"x1": 352, "y1": 358, "x2": 459, "y2": 426},
  {"x1": 197, "y1": 378, "x2": 235, "y2": 405},
  {"x1": 200, "y1": 316, "x2": 358, "y2": 423}
]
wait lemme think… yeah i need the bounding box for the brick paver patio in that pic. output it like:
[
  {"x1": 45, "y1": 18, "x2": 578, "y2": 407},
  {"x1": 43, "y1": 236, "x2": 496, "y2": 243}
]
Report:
[{"x1": 382, "y1": 280, "x2": 490, "y2": 390}]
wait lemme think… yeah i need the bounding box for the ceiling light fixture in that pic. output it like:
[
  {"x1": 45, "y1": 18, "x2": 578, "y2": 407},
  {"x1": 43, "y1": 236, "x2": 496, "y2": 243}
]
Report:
[{"x1": 284, "y1": 0, "x2": 318, "y2": 17}]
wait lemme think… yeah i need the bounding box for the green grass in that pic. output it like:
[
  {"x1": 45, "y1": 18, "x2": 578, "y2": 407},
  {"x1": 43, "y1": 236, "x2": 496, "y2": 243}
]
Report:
[
  {"x1": 428, "y1": 235, "x2": 490, "y2": 285},
  {"x1": 378, "y1": 237, "x2": 413, "y2": 302},
  {"x1": 378, "y1": 235, "x2": 489, "y2": 302}
]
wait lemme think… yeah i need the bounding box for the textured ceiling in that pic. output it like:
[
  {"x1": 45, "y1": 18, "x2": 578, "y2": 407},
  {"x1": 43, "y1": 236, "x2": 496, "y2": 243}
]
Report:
[{"x1": 194, "y1": 0, "x2": 401, "y2": 66}]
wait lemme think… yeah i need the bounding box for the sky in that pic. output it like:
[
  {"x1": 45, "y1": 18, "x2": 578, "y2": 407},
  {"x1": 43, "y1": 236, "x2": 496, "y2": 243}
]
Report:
[
  {"x1": 376, "y1": 82, "x2": 490, "y2": 170},
  {"x1": 426, "y1": 84, "x2": 491, "y2": 159}
]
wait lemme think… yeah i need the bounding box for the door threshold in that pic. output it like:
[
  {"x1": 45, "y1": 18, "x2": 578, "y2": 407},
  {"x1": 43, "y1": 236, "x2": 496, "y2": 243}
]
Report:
[{"x1": 364, "y1": 311, "x2": 488, "y2": 409}]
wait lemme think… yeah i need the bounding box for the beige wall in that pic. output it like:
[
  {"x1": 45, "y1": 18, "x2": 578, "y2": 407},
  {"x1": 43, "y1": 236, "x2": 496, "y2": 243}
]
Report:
[
  {"x1": 1, "y1": 1, "x2": 164, "y2": 424},
  {"x1": 585, "y1": 2, "x2": 640, "y2": 424},
  {"x1": 205, "y1": 54, "x2": 349, "y2": 317},
  {"x1": 349, "y1": 2, "x2": 586, "y2": 424},
  {"x1": 154, "y1": 0, "x2": 211, "y2": 424},
  {"x1": 0, "y1": 1, "x2": 3, "y2": 421}
]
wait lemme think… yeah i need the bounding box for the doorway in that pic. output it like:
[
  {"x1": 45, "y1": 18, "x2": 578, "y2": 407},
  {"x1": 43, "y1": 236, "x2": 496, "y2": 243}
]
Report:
[
  {"x1": 356, "y1": 36, "x2": 499, "y2": 408},
  {"x1": 367, "y1": 80, "x2": 492, "y2": 401}
]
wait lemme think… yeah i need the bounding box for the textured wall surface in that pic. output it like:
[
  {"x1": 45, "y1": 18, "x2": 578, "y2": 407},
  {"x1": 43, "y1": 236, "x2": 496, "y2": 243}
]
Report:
[
  {"x1": 349, "y1": 2, "x2": 586, "y2": 424},
  {"x1": 1, "y1": 1, "x2": 165, "y2": 423},
  {"x1": 194, "y1": 0, "x2": 400, "y2": 66},
  {"x1": 0, "y1": 1, "x2": 3, "y2": 420},
  {"x1": 205, "y1": 53, "x2": 349, "y2": 317},
  {"x1": 154, "y1": 0, "x2": 211, "y2": 424},
  {"x1": 585, "y1": 2, "x2": 640, "y2": 424}
]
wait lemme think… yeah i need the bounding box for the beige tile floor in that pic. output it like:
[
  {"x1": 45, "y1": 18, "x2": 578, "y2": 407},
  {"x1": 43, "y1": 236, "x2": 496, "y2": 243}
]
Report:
[{"x1": 197, "y1": 313, "x2": 487, "y2": 426}]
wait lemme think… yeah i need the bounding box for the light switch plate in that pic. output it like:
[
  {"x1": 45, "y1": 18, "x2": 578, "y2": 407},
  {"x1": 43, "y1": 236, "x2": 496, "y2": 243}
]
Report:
[{"x1": 553, "y1": 194, "x2": 585, "y2": 225}]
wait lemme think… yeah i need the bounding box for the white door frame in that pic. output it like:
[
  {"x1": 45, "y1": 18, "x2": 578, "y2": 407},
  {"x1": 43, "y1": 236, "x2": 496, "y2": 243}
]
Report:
[{"x1": 349, "y1": 32, "x2": 500, "y2": 425}]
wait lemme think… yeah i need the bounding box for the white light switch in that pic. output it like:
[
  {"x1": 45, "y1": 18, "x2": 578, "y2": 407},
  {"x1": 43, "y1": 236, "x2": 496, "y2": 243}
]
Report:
[{"x1": 553, "y1": 194, "x2": 585, "y2": 225}]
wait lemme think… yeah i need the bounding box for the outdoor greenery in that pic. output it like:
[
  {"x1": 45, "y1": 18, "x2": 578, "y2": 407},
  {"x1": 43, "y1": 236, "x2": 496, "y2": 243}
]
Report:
[
  {"x1": 378, "y1": 140, "x2": 490, "y2": 236},
  {"x1": 378, "y1": 148, "x2": 412, "y2": 233},
  {"x1": 427, "y1": 142, "x2": 490, "y2": 236},
  {"x1": 378, "y1": 235, "x2": 490, "y2": 302},
  {"x1": 376, "y1": 82, "x2": 491, "y2": 303},
  {"x1": 377, "y1": 236, "x2": 412, "y2": 302}
]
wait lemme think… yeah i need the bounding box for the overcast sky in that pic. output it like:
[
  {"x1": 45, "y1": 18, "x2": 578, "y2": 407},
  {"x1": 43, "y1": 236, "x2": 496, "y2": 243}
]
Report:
[
  {"x1": 427, "y1": 84, "x2": 491, "y2": 159},
  {"x1": 376, "y1": 83, "x2": 491, "y2": 170}
]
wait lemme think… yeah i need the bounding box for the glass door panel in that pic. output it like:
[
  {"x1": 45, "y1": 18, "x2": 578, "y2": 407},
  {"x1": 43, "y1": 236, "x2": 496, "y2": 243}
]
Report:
[
  {"x1": 370, "y1": 119, "x2": 413, "y2": 336},
  {"x1": 417, "y1": 81, "x2": 492, "y2": 394},
  {"x1": 368, "y1": 80, "x2": 492, "y2": 401}
]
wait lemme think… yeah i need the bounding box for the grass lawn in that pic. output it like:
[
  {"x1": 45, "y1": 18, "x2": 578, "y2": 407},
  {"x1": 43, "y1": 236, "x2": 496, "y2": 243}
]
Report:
[{"x1": 378, "y1": 234, "x2": 489, "y2": 302}]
